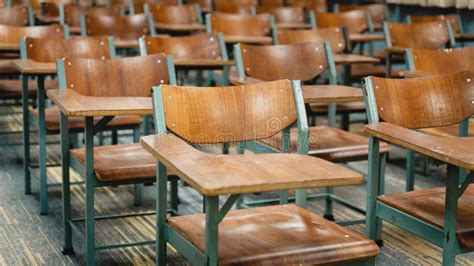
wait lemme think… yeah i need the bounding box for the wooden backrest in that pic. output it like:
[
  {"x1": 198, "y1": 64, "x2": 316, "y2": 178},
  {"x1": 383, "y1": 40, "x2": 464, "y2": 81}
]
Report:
[
  {"x1": 338, "y1": 4, "x2": 386, "y2": 26},
  {"x1": 409, "y1": 47, "x2": 474, "y2": 74},
  {"x1": 0, "y1": 24, "x2": 64, "y2": 44},
  {"x1": 256, "y1": 6, "x2": 305, "y2": 24},
  {"x1": 209, "y1": 12, "x2": 271, "y2": 37},
  {"x1": 25, "y1": 36, "x2": 111, "y2": 62},
  {"x1": 316, "y1": 10, "x2": 368, "y2": 33},
  {"x1": 159, "y1": 79, "x2": 296, "y2": 143},
  {"x1": 187, "y1": 0, "x2": 211, "y2": 11},
  {"x1": 147, "y1": 4, "x2": 199, "y2": 24},
  {"x1": 409, "y1": 14, "x2": 460, "y2": 34},
  {"x1": 277, "y1": 27, "x2": 347, "y2": 53},
  {"x1": 85, "y1": 14, "x2": 151, "y2": 40},
  {"x1": 63, "y1": 4, "x2": 119, "y2": 27},
  {"x1": 386, "y1": 21, "x2": 450, "y2": 49},
  {"x1": 366, "y1": 71, "x2": 474, "y2": 129},
  {"x1": 61, "y1": 54, "x2": 170, "y2": 96},
  {"x1": 288, "y1": 0, "x2": 326, "y2": 13},
  {"x1": 259, "y1": 0, "x2": 284, "y2": 7},
  {"x1": 131, "y1": 0, "x2": 178, "y2": 14},
  {"x1": 40, "y1": 2, "x2": 60, "y2": 18},
  {"x1": 238, "y1": 42, "x2": 329, "y2": 81},
  {"x1": 143, "y1": 34, "x2": 222, "y2": 60},
  {"x1": 215, "y1": 0, "x2": 257, "y2": 14},
  {"x1": 0, "y1": 6, "x2": 30, "y2": 26}
]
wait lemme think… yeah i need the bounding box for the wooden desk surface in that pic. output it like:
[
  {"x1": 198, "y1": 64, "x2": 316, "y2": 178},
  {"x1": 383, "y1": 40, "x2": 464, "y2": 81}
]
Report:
[
  {"x1": 349, "y1": 33, "x2": 384, "y2": 42},
  {"x1": 114, "y1": 39, "x2": 139, "y2": 49},
  {"x1": 141, "y1": 134, "x2": 362, "y2": 196},
  {"x1": 333, "y1": 54, "x2": 380, "y2": 64},
  {"x1": 276, "y1": 23, "x2": 312, "y2": 30},
  {"x1": 11, "y1": 59, "x2": 57, "y2": 74},
  {"x1": 224, "y1": 35, "x2": 273, "y2": 45},
  {"x1": 69, "y1": 26, "x2": 81, "y2": 35},
  {"x1": 302, "y1": 85, "x2": 363, "y2": 103},
  {"x1": 400, "y1": 70, "x2": 434, "y2": 78},
  {"x1": 173, "y1": 59, "x2": 235, "y2": 68},
  {"x1": 154, "y1": 23, "x2": 206, "y2": 32},
  {"x1": 0, "y1": 43, "x2": 20, "y2": 52},
  {"x1": 47, "y1": 89, "x2": 152, "y2": 117}
]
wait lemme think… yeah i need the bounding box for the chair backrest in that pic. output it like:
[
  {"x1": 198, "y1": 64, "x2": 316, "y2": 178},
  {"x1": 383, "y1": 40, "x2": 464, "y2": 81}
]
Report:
[
  {"x1": 62, "y1": 4, "x2": 120, "y2": 27},
  {"x1": 288, "y1": 0, "x2": 326, "y2": 13},
  {"x1": 215, "y1": 0, "x2": 256, "y2": 14},
  {"x1": 277, "y1": 27, "x2": 348, "y2": 54},
  {"x1": 145, "y1": 4, "x2": 200, "y2": 25},
  {"x1": 208, "y1": 12, "x2": 272, "y2": 37},
  {"x1": 141, "y1": 33, "x2": 226, "y2": 60},
  {"x1": 187, "y1": 0, "x2": 211, "y2": 11},
  {"x1": 256, "y1": 6, "x2": 305, "y2": 25},
  {"x1": 316, "y1": 10, "x2": 369, "y2": 33},
  {"x1": 84, "y1": 14, "x2": 152, "y2": 40},
  {"x1": 408, "y1": 14, "x2": 461, "y2": 34},
  {"x1": 0, "y1": 6, "x2": 32, "y2": 26},
  {"x1": 406, "y1": 47, "x2": 474, "y2": 74},
  {"x1": 235, "y1": 41, "x2": 333, "y2": 82},
  {"x1": 156, "y1": 79, "x2": 297, "y2": 143},
  {"x1": 338, "y1": 4, "x2": 386, "y2": 27},
  {"x1": 58, "y1": 54, "x2": 173, "y2": 97},
  {"x1": 259, "y1": 0, "x2": 284, "y2": 7},
  {"x1": 0, "y1": 24, "x2": 65, "y2": 44},
  {"x1": 24, "y1": 36, "x2": 113, "y2": 62},
  {"x1": 130, "y1": 0, "x2": 178, "y2": 14},
  {"x1": 384, "y1": 21, "x2": 453, "y2": 49},
  {"x1": 364, "y1": 71, "x2": 474, "y2": 129}
]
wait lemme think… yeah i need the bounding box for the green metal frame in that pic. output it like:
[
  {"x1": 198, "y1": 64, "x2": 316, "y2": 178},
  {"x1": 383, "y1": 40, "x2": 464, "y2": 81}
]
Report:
[{"x1": 363, "y1": 75, "x2": 473, "y2": 265}]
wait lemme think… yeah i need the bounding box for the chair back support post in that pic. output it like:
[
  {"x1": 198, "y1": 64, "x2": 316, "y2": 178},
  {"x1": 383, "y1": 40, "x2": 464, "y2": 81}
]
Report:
[
  {"x1": 446, "y1": 20, "x2": 456, "y2": 47},
  {"x1": 205, "y1": 13, "x2": 211, "y2": 33},
  {"x1": 456, "y1": 13, "x2": 464, "y2": 34},
  {"x1": 342, "y1": 26, "x2": 352, "y2": 52},
  {"x1": 107, "y1": 36, "x2": 117, "y2": 57},
  {"x1": 165, "y1": 55, "x2": 177, "y2": 86},
  {"x1": 20, "y1": 37, "x2": 27, "y2": 59},
  {"x1": 270, "y1": 15, "x2": 277, "y2": 45},
  {"x1": 128, "y1": 0, "x2": 135, "y2": 14},
  {"x1": 404, "y1": 48, "x2": 415, "y2": 71},
  {"x1": 138, "y1": 36, "x2": 147, "y2": 56},
  {"x1": 233, "y1": 43, "x2": 245, "y2": 79},
  {"x1": 217, "y1": 33, "x2": 228, "y2": 60},
  {"x1": 79, "y1": 14, "x2": 87, "y2": 36},
  {"x1": 147, "y1": 13, "x2": 156, "y2": 36},
  {"x1": 383, "y1": 21, "x2": 392, "y2": 47},
  {"x1": 151, "y1": 86, "x2": 167, "y2": 134},
  {"x1": 291, "y1": 79, "x2": 308, "y2": 155},
  {"x1": 362, "y1": 77, "x2": 379, "y2": 124},
  {"x1": 143, "y1": 3, "x2": 149, "y2": 15},
  {"x1": 57, "y1": 58, "x2": 67, "y2": 89},
  {"x1": 323, "y1": 41, "x2": 337, "y2": 84},
  {"x1": 365, "y1": 11, "x2": 374, "y2": 32},
  {"x1": 27, "y1": 5, "x2": 34, "y2": 26},
  {"x1": 309, "y1": 11, "x2": 316, "y2": 29},
  {"x1": 59, "y1": 4, "x2": 65, "y2": 25}
]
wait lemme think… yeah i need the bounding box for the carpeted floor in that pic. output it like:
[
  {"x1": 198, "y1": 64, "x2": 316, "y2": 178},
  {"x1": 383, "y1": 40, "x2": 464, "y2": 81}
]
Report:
[{"x1": 1, "y1": 104, "x2": 473, "y2": 265}]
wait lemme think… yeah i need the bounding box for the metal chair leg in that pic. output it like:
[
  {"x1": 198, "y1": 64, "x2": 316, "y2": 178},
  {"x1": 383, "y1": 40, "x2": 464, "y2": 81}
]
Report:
[
  {"x1": 37, "y1": 76, "x2": 48, "y2": 215},
  {"x1": 442, "y1": 164, "x2": 460, "y2": 266},
  {"x1": 406, "y1": 149, "x2": 415, "y2": 191},
  {"x1": 366, "y1": 136, "x2": 381, "y2": 240},
  {"x1": 21, "y1": 74, "x2": 31, "y2": 195},
  {"x1": 84, "y1": 117, "x2": 96, "y2": 265},
  {"x1": 61, "y1": 113, "x2": 74, "y2": 255}
]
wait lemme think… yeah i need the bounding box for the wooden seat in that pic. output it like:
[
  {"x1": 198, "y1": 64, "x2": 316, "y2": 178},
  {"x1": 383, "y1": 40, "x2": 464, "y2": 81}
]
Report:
[
  {"x1": 288, "y1": 0, "x2": 327, "y2": 13},
  {"x1": 187, "y1": 0, "x2": 212, "y2": 12},
  {"x1": 309, "y1": 101, "x2": 366, "y2": 113},
  {"x1": 214, "y1": 0, "x2": 256, "y2": 14},
  {"x1": 31, "y1": 107, "x2": 141, "y2": 133},
  {"x1": 168, "y1": 204, "x2": 379, "y2": 264},
  {"x1": 84, "y1": 13, "x2": 152, "y2": 40},
  {"x1": 61, "y1": 4, "x2": 120, "y2": 34},
  {"x1": 70, "y1": 144, "x2": 164, "y2": 181},
  {"x1": 145, "y1": 4, "x2": 204, "y2": 32},
  {"x1": 408, "y1": 13, "x2": 472, "y2": 41},
  {"x1": 259, "y1": 0, "x2": 284, "y2": 7},
  {"x1": 0, "y1": 6, "x2": 31, "y2": 26},
  {"x1": 0, "y1": 79, "x2": 57, "y2": 97},
  {"x1": 130, "y1": 0, "x2": 178, "y2": 14},
  {"x1": 260, "y1": 126, "x2": 389, "y2": 161},
  {"x1": 256, "y1": 6, "x2": 309, "y2": 29},
  {"x1": 379, "y1": 186, "x2": 474, "y2": 248}
]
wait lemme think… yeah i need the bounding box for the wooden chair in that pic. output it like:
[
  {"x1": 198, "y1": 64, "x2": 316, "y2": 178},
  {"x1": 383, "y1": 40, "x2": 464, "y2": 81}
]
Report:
[
  {"x1": 214, "y1": 0, "x2": 257, "y2": 14},
  {"x1": 0, "y1": 5, "x2": 34, "y2": 26},
  {"x1": 364, "y1": 70, "x2": 474, "y2": 265},
  {"x1": 144, "y1": 3, "x2": 205, "y2": 33},
  {"x1": 407, "y1": 13, "x2": 474, "y2": 42},
  {"x1": 129, "y1": 0, "x2": 179, "y2": 14},
  {"x1": 383, "y1": 21, "x2": 456, "y2": 77},
  {"x1": 256, "y1": 6, "x2": 311, "y2": 29},
  {"x1": 142, "y1": 79, "x2": 379, "y2": 265},
  {"x1": 337, "y1": 3, "x2": 387, "y2": 31},
  {"x1": 259, "y1": 0, "x2": 284, "y2": 7},
  {"x1": 49, "y1": 54, "x2": 178, "y2": 263},
  {"x1": 232, "y1": 41, "x2": 389, "y2": 221},
  {"x1": 186, "y1": 0, "x2": 212, "y2": 13},
  {"x1": 60, "y1": 4, "x2": 120, "y2": 34},
  {"x1": 288, "y1": 0, "x2": 327, "y2": 13},
  {"x1": 206, "y1": 12, "x2": 274, "y2": 45}
]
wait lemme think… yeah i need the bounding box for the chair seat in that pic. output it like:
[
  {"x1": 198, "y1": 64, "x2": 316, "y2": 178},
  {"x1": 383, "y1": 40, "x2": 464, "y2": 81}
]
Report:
[
  {"x1": 259, "y1": 126, "x2": 389, "y2": 161},
  {"x1": 0, "y1": 59, "x2": 17, "y2": 74},
  {"x1": 379, "y1": 185, "x2": 474, "y2": 249},
  {"x1": 309, "y1": 101, "x2": 366, "y2": 113},
  {"x1": 420, "y1": 123, "x2": 474, "y2": 138},
  {"x1": 0, "y1": 79, "x2": 58, "y2": 97},
  {"x1": 31, "y1": 107, "x2": 142, "y2": 132},
  {"x1": 350, "y1": 63, "x2": 403, "y2": 81},
  {"x1": 369, "y1": 49, "x2": 405, "y2": 62},
  {"x1": 71, "y1": 143, "x2": 173, "y2": 181},
  {"x1": 168, "y1": 204, "x2": 379, "y2": 265}
]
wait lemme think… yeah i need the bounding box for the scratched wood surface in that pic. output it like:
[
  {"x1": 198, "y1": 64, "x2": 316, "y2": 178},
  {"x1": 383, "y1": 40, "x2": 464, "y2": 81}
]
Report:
[{"x1": 1, "y1": 104, "x2": 474, "y2": 265}]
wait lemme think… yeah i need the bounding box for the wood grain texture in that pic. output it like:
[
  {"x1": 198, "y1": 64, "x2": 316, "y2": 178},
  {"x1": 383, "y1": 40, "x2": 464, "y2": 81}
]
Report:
[
  {"x1": 316, "y1": 10, "x2": 368, "y2": 34},
  {"x1": 338, "y1": 3, "x2": 386, "y2": 30},
  {"x1": 0, "y1": 79, "x2": 57, "y2": 97},
  {"x1": 288, "y1": 0, "x2": 327, "y2": 13},
  {"x1": 131, "y1": 0, "x2": 178, "y2": 14},
  {"x1": 387, "y1": 21, "x2": 450, "y2": 49},
  {"x1": 410, "y1": 47, "x2": 474, "y2": 74},
  {"x1": 209, "y1": 12, "x2": 272, "y2": 38},
  {"x1": 144, "y1": 34, "x2": 222, "y2": 60},
  {"x1": 159, "y1": 80, "x2": 296, "y2": 143},
  {"x1": 260, "y1": 126, "x2": 389, "y2": 161},
  {"x1": 238, "y1": 42, "x2": 328, "y2": 81},
  {"x1": 147, "y1": 4, "x2": 200, "y2": 27},
  {"x1": 333, "y1": 53, "x2": 379, "y2": 64},
  {"x1": 172, "y1": 59, "x2": 234, "y2": 68},
  {"x1": 369, "y1": 71, "x2": 474, "y2": 129},
  {"x1": 62, "y1": 54, "x2": 169, "y2": 97},
  {"x1": 259, "y1": 0, "x2": 284, "y2": 7},
  {"x1": 85, "y1": 14, "x2": 150, "y2": 40},
  {"x1": 349, "y1": 33, "x2": 384, "y2": 42},
  {"x1": 223, "y1": 35, "x2": 272, "y2": 44},
  {"x1": 420, "y1": 123, "x2": 474, "y2": 138},
  {"x1": 0, "y1": 6, "x2": 30, "y2": 26},
  {"x1": 24, "y1": 36, "x2": 111, "y2": 63},
  {"x1": 63, "y1": 4, "x2": 119, "y2": 28},
  {"x1": 365, "y1": 122, "x2": 474, "y2": 170},
  {"x1": 46, "y1": 89, "x2": 153, "y2": 117},
  {"x1": 302, "y1": 85, "x2": 363, "y2": 103},
  {"x1": 409, "y1": 14, "x2": 460, "y2": 34},
  {"x1": 379, "y1": 186, "x2": 474, "y2": 249},
  {"x1": 214, "y1": 0, "x2": 257, "y2": 14},
  {"x1": 11, "y1": 59, "x2": 56, "y2": 74},
  {"x1": 187, "y1": 0, "x2": 211, "y2": 12},
  {"x1": 256, "y1": 6, "x2": 306, "y2": 25},
  {"x1": 141, "y1": 134, "x2": 363, "y2": 195},
  {"x1": 278, "y1": 27, "x2": 347, "y2": 53},
  {"x1": 0, "y1": 24, "x2": 64, "y2": 46},
  {"x1": 168, "y1": 204, "x2": 378, "y2": 264}
]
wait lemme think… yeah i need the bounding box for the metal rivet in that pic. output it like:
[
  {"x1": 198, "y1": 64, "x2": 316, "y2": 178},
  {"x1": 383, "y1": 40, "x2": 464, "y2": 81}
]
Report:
[
  {"x1": 344, "y1": 235, "x2": 350, "y2": 238},
  {"x1": 56, "y1": 28, "x2": 60, "y2": 32},
  {"x1": 168, "y1": 95, "x2": 172, "y2": 100},
  {"x1": 171, "y1": 123, "x2": 176, "y2": 127},
  {"x1": 335, "y1": 28, "x2": 339, "y2": 32},
  {"x1": 67, "y1": 62, "x2": 72, "y2": 66},
  {"x1": 246, "y1": 67, "x2": 250, "y2": 71},
  {"x1": 100, "y1": 41, "x2": 104, "y2": 45},
  {"x1": 471, "y1": 100, "x2": 474, "y2": 104},
  {"x1": 467, "y1": 78, "x2": 471, "y2": 82},
  {"x1": 243, "y1": 49, "x2": 247, "y2": 53},
  {"x1": 157, "y1": 59, "x2": 161, "y2": 63},
  {"x1": 29, "y1": 44, "x2": 33, "y2": 47},
  {"x1": 211, "y1": 51, "x2": 216, "y2": 55},
  {"x1": 210, "y1": 37, "x2": 215, "y2": 41},
  {"x1": 315, "y1": 47, "x2": 319, "y2": 51},
  {"x1": 280, "y1": 89, "x2": 284, "y2": 93},
  {"x1": 101, "y1": 56, "x2": 105, "y2": 60},
  {"x1": 283, "y1": 115, "x2": 288, "y2": 120},
  {"x1": 70, "y1": 84, "x2": 74, "y2": 88},
  {"x1": 319, "y1": 65, "x2": 323, "y2": 69},
  {"x1": 375, "y1": 85, "x2": 379, "y2": 89},
  {"x1": 160, "y1": 80, "x2": 164, "y2": 84},
  {"x1": 338, "y1": 43, "x2": 343, "y2": 47},
  {"x1": 147, "y1": 41, "x2": 151, "y2": 45},
  {"x1": 380, "y1": 107, "x2": 384, "y2": 111}
]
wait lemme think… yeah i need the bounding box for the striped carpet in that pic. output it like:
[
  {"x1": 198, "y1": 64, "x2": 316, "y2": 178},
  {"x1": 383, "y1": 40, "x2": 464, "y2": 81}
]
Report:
[{"x1": 1, "y1": 104, "x2": 473, "y2": 265}]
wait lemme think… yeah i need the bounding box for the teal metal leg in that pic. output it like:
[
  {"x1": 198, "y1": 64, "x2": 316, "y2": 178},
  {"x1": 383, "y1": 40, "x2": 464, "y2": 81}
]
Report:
[
  {"x1": 236, "y1": 142, "x2": 245, "y2": 209},
  {"x1": 279, "y1": 190, "x2": 289, "y2": 204},
  {"x1": 406, "y1": 149, "x2": 415, "y2": 191},
  {"x1": 111, "y1": 129, "x2": 118, "y2": 145},
  {"x1": 442, "y1": 164, "x2": 460, "y2": 266},
  {"x1": 84, "y1": 116, "x2": 95, "y2": 265},
  {"x1": 423, "y1": 156, "x2": 431, "y2": 176},
  {"x1": 37, "y1": 76, "x2": 48, "y2": 215},
  {"x1": 385, "y1": 52, "x2": 392, "y2": 78},
  {"x1": 170, "y1": 179, "x2": 178, "y2": 214},
  {"x1": 222, "y1": 143, "x2": 229, "y2": 154},
  {"x1": 366, "y1": 136, "x2": 381, "y2": 240},
  {"x1": 376, "y1": 153, "x2": 387, "y2": 244},
  {"x1": 21, "y1": 74, "x2": 31, "y2": 195},
  {"x1": 156, "y1": 162, "x2": 168, "y2": 266},
  {"x1": 205, "y1": 196, "x2": 219, "y2": 266},
  {"x1": 295, "y1": 189, "x2": 307, "y2": 208},
  {"x1": 324, "y1": 187, "x2": 334, "y2": 220},
  {"x1": 60, "y1": 112, "x2": 74, "y2": 255},
  {"x1": 132, "y1": 126, "x2": 142, "y2": 207}
]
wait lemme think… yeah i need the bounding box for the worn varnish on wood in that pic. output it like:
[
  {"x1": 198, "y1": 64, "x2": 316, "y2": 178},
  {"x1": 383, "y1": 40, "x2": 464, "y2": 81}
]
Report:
[
  {"x1": 144, "y1": 34, "x2": 222, "y2": 60},
  {"x1": 0, "y1": 6, "x2": 30, "y2": 26},
  {"x1": 386, "y1": 21, "x2": 451, "y2": 50},
  {"x1": 209, "y1": 12, "x2": 272, "y2": 41},
  {"x1": 84, "y1": 14, "x2": 150, "y2": 40},
  {"x1": 146, "y1": 4, "x2": 205, "y2": 31}
]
